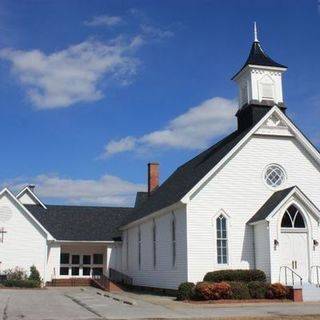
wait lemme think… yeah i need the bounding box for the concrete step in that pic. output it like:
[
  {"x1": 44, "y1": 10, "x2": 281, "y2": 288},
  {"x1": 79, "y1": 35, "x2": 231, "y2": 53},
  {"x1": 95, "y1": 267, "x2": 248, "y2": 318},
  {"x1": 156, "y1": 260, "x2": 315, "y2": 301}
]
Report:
[{"x1": 302, "y1": 283, "x2": 320, "y2": 301}]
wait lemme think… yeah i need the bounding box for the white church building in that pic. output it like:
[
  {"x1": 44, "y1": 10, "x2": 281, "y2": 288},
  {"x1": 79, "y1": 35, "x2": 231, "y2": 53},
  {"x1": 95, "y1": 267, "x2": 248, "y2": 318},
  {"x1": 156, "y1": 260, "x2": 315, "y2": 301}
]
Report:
[{"x1": 1, "y1": 27, "x2": 320, "y2": 294}]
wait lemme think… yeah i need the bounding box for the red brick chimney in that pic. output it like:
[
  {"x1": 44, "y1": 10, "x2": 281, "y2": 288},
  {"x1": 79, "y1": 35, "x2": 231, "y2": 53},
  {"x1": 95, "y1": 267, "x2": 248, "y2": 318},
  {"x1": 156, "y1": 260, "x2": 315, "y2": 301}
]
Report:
[{"x1": 148, "y1": 162, "x2": 159, "y2": 195}]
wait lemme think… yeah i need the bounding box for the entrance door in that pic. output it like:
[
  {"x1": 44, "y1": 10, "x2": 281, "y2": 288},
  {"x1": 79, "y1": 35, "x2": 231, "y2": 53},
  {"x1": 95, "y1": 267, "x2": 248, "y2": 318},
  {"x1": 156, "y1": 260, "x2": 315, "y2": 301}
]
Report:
[{"x1": 280, "y1": 232, "x2": 309, "y2": 284}]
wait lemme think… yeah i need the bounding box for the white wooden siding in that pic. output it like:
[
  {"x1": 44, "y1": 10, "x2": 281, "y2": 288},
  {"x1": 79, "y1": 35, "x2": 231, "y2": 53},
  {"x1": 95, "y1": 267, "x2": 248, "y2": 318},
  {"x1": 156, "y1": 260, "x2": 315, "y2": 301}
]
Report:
[
  {"x1": 253, "y1": 221, "x2": 271, "y2": 279},
  {"x1": 0, "y1": 193, "x2": 47, "y2": 280},
  {"x1": 121, "y1": 206, "x2": 188, "y2": 290},
  {"x1": 187, "y1": 134, "x2": 320, "y2": 284}
]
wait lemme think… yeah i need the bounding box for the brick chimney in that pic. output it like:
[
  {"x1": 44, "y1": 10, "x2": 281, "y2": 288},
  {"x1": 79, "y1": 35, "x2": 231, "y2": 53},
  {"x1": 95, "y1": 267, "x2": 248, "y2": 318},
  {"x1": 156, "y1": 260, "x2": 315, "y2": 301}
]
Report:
[{"x1": 148, "y1": 163, "x2": 159, "y2": 195}]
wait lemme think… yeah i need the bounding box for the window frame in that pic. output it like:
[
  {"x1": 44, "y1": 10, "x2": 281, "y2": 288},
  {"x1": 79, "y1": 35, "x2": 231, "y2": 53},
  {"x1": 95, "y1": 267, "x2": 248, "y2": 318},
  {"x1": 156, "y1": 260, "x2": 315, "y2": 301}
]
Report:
[
  {"x1": 152, "y1": 219, "x2": 157, "y2": 269},
  {"x1": 263, "y1": 164, "x2": 287, "y2": 189},
  {"x1": 281, "y1": 204, "x2": 307, "y2": 232},
  {"x1": 216, "y1": 214, "x2": 228, "y2": 265},
  {"x1": 171, "y1": 212, "x2": 176, "y2": 268},
  {"x1": 138, "y1": 226, "x2": 142, "y2": 270}
]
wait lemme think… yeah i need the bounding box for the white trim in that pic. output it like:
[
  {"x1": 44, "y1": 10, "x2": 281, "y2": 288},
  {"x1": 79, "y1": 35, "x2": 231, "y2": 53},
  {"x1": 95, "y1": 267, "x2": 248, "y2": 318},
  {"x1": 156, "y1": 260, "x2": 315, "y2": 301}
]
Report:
[
  {"x1": 181, "y1": 107, "x2": 320, "y2": 204},
  {"x1": 16, "y1": 186, "x2": 47, "y2": 209},
  {"x1": 248, "y1": 186, "x2": 320, "y2": 226},
  {"x1": 0, "y1": 188, "x2": 53, "y2": 239},
  {"x1": 52, "y1": 240, "x2": 116, "y2": 244}
]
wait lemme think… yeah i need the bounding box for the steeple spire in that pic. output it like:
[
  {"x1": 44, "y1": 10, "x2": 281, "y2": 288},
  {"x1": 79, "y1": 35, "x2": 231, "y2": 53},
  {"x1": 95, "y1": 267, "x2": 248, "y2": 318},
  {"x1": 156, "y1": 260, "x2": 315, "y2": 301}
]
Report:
[{"x1": 254, "y1": 22, "x2": 259, "y2": 42}]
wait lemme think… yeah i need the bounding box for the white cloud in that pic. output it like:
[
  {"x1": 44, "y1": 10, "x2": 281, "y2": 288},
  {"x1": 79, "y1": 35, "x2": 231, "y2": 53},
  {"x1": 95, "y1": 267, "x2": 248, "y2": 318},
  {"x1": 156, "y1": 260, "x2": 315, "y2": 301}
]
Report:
[
  {"x1": 103, "y1": 97, "x2": 237, "y2": 156},
  {"x1": 84, "y1": 15, "x2": 123, "y2": 27},
  {"x1": 4, "y1": 174, "x2": 144, "y2": 206},
  {"x1": 140, "y1": 24, "x2": 174, "y2": 40},
  {"x1": 0, "y1": 39, "x2": 138, "y2": 109}
]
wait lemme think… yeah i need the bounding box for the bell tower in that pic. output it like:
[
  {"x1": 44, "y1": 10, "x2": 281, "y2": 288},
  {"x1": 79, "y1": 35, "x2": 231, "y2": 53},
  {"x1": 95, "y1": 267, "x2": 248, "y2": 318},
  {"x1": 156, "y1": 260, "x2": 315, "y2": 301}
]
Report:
[{"x1": 232, "y1": 23, "x2": 287, "y2": 131}]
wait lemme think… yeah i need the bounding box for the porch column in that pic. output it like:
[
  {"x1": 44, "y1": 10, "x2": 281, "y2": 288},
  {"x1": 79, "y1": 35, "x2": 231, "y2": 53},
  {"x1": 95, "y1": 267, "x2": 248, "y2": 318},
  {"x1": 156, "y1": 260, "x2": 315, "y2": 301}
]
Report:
[{"x1": 105, "y1": 246, "x2": 112, "y2": 277}]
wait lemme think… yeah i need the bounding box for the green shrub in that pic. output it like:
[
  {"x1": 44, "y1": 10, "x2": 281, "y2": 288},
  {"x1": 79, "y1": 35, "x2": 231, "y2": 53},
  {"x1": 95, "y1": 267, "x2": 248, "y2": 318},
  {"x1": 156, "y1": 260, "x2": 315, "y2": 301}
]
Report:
[
  {"x1": 228, "y1": 281, "x2": 251, "y2": 300},
  {"x1": 195, "y1": 282, "x2": 232, "y2": 300},
  {"x1": 3, "y1": 279, "x2": 40, "y2": 288},
  {"x1": 248, "y1": 281, "x2": 268, "y2": 299},
  {"x1": 29, "y1": 265, "x2": 41, "y2": 285},
  {"x1": 267, "y1": 283, "x2": 288, "y2": 300},
  {"x1": 204, "y1": 269, "x2": 266, "y2": 283},
  {"x1": 177, "y1": 282, "x2": 195, "y2": 301}
]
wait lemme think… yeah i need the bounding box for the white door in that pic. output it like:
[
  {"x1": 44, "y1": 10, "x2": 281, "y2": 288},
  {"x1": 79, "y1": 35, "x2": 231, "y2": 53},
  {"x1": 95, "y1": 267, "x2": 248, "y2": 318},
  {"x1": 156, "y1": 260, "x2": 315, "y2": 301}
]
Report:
[{"x1": 280, "y1": 232, "x2": 309, "y2": 284}]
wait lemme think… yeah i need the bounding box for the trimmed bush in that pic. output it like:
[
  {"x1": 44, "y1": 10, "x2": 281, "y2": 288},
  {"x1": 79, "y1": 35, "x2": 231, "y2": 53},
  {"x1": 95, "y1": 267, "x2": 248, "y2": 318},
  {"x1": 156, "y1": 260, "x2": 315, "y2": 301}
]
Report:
[
  {"x1": 248, "y1": 281, "x2": 268, "y2": 299},
  {"x1": 195, "y1": 282, "x2": 232, "y2": 300},
  {"x1": 29, "y1": 265, "x2": 41, "y2": 286},
  {"x1": 228, "y1": 281, "x2": 251, "y2": 300},
  {"x1": 204, "y1": 269, "x2": 266, "y2": 283},
  {"x1": 177, "y1": 282, "x2": 195, "y2": 301},
  {"x1": 3, "y1": 279, "x2": 40, "y2": 288},
  {"x1": 267, "y1": 283, "x2": 288, "y2": 299}
]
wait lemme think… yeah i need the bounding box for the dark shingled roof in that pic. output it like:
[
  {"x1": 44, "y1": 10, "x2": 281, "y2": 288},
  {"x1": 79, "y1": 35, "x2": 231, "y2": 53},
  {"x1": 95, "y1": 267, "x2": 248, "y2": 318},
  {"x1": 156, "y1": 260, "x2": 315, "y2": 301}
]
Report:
[
  {"x1": 232, "y1": 41, "x2": 287, "y2": 79},
  {"x1": 248, "y1": 187, "x2": 295, "y2": 224},
  {"x1": 26, "y1": 205, "x2": 133, "y2": 241},
  {"x1": 122, "y1": 127, "x2": 252, "y2": 226}
]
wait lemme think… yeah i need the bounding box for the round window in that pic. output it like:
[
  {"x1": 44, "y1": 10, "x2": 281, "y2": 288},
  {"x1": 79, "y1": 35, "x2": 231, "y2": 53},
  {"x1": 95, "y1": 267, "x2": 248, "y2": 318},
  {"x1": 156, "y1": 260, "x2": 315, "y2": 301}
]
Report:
[{"x1": 264, "y1": 164, "x2": 286, "y2": 188}]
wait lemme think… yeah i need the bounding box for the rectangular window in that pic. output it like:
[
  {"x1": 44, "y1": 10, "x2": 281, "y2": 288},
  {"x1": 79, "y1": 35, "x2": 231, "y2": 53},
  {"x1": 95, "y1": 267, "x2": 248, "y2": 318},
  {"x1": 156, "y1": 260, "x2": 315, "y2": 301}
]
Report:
[
  {"x1": 138, "y1": 227, "x2": 142, "y2": 270},
  {"x1": 126, "y1": 231, "x2": 129, "y2": 270},
  {"x1": 72, "y1": 255, "x2": 80, "y2": 265},
  {"x1": 83, "y1": 255, "x2": 91, "y2": 265},
  {"x1": 92, "y1": 267, "x2": 103, "y2": 276},
  {"x1": 71, "y1": 267, "x2": 79, "y2": 276},
  {"x1": 60, "y1": 267, "x2": 69, "y2": 275},
  {"x1": 153, "y1": 221, "x2": 157, "y2": 268},
  {"x1": 60, "y1": 253, "x2": 70, "y2": 264},
  {"x1": 172, "y1": 216, "x2": 176, "y2": 267},
  {"x1": 93, "y1": 254, "x2": 103, "y2": 264},
  {"x1": 83, "y1": 267, "x2": 91, "y2": 276},
  {"x1": 216, "y1": 215, "x2": 228, "y2": 264}
]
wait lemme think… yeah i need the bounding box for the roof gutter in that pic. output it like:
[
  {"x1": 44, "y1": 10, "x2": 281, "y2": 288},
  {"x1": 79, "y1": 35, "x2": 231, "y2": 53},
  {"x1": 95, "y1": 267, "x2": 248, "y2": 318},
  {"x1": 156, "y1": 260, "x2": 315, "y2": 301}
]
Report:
[{"x1": 119, "y1": 201, "x2": 184, "y2": 230}]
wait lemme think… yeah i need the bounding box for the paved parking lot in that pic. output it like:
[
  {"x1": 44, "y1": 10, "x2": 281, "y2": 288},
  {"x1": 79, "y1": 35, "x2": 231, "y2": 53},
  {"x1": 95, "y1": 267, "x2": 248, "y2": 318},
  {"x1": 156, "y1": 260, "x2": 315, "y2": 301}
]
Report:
[{"x1": 2, "y1": 287, "x2": 320, "y2": 320}]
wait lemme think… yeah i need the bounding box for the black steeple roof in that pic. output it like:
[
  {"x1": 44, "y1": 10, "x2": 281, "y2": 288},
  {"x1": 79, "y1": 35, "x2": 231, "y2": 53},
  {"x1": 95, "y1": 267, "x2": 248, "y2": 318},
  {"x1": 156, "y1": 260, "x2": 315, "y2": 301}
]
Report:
[{"x1": 232, "y1": 40, "x2": 287, "y2": 79}]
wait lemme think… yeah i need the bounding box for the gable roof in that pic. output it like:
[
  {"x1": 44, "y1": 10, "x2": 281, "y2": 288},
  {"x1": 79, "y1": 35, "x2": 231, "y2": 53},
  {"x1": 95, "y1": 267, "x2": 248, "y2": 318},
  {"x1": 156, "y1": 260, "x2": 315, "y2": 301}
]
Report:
[
  {"x1": 16, "y1": 186, "x2": 47, "y2": 209},
  {"x1": 0, "y1": 188, "x2": 52, "y2": 239},
  {"x1": 247, "y1": 187, "x2": 295, "y2": 224},
  {"x1": 121, "y1": 127, "x2": 252, "y2": 226},
  {"x1": 26, "y1": 205, "x2": 133, "y2": 241},
  {"x1": 122, "y1": 106, "x2": 320, "y2": 228},
  {"x1": 232, "y1": 41, "x2": 287, "y2": 79}
]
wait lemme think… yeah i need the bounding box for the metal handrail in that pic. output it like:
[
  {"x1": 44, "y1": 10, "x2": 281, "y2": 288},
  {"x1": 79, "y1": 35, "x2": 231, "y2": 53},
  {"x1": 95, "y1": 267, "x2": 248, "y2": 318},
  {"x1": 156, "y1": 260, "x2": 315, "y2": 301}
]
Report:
[
  {"x1": 310, "y1": 265, "x2": 320, "y2": 286},
  {"x1": 279, "y1": 266, "x2": 302, "y2": 286}
]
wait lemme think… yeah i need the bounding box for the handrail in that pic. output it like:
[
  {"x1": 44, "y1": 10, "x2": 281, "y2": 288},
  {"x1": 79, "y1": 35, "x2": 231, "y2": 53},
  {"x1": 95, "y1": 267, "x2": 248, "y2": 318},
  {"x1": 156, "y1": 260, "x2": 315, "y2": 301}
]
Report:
[
  {"x1": 279, "y1": 266, "x2": 302, "y2": 286},
  {"x1": 310, "y1": 265, "x2": 320, "y2": 286}
]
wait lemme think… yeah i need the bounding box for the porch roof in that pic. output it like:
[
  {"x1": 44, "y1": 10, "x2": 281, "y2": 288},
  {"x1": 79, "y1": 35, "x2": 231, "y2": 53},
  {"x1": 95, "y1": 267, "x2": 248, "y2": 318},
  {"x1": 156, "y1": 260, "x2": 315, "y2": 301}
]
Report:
[
  {"x1": 248, "y1": 186, "x2": 295, "y2": 224},
  {"x1": 26, "y1": 204, "x2": 133, "y2": 241}
]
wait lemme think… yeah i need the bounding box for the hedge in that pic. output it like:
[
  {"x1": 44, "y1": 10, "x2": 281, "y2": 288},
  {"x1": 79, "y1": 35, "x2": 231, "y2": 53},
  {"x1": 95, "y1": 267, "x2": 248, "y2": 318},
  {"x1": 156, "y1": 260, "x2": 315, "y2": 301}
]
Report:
[
  {"x1": 266, "y1": 283, "x2": 289, "y2": 299},
  {"x1": 177, "y1": 282, "x2": 195, "y2": 301},
  {"x1": 3, "y1": 279, "x2": 40, "y2": 288},
  {"x1": 204, "y1": 269, "x2": 266, "y2": 283},
  {"x1": 195, "y1": 282, "x2": 232, "y2": 300},
  {"x1": 248, "y1": 281, "x2": 268, "y2": 299},
  {"x1": 227, "y1": 281, "x2": 251, "y2": 300}
]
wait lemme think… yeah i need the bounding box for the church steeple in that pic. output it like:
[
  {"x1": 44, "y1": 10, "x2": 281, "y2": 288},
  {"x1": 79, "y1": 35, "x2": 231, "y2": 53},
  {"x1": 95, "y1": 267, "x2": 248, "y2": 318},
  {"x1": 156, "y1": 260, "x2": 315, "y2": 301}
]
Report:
[{"x1": 233, "y1": 23, "x2": 287, "y2": 131}]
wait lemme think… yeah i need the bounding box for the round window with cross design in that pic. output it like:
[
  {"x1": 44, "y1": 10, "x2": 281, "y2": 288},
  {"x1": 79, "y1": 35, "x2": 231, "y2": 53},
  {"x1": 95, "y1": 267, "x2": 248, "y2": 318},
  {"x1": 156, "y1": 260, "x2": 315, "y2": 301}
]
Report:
[{"x1": 264, "y1": 164, "x2": 286, "y2": 188}]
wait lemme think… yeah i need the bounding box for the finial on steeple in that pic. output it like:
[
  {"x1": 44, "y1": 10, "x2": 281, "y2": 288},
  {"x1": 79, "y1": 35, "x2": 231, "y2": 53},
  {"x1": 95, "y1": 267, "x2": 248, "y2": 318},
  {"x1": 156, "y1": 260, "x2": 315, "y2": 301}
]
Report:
[{"x1": 254, "y1": 22, "x2": 259, "y2": 42}]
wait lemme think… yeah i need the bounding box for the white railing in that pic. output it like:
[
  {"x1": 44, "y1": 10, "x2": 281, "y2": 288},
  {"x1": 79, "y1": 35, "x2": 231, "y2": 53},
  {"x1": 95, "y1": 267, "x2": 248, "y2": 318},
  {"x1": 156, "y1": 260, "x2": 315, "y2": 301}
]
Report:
[{"x1": 279, "y1": 266, "x2": 302, "y2": 286}]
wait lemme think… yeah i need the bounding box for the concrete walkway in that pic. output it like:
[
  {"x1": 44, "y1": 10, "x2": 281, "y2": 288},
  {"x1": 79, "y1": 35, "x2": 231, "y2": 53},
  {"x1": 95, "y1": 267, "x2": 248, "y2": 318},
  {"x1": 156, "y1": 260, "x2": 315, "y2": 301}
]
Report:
[{"x1": 1, "y1": 287, "x2": 320, "y2": 320}]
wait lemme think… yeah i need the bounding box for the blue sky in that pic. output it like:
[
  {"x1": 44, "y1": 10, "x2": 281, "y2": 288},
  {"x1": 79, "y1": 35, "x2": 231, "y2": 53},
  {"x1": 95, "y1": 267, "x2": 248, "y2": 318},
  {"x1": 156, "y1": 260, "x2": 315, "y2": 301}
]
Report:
[{"x1": 0, "y1": 0, "x2": 319, "y2": 206}]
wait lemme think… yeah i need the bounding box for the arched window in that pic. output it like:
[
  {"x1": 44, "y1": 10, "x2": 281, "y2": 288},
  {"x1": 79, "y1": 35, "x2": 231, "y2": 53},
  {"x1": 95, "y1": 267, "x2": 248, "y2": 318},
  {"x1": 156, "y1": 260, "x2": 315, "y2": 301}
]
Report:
[
  {"x1": 281, "y1": 205, "x2": 306, "y2": 228},
  {"x1": 216, "y1": 215, "x2": 228, "y2": 264}
]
